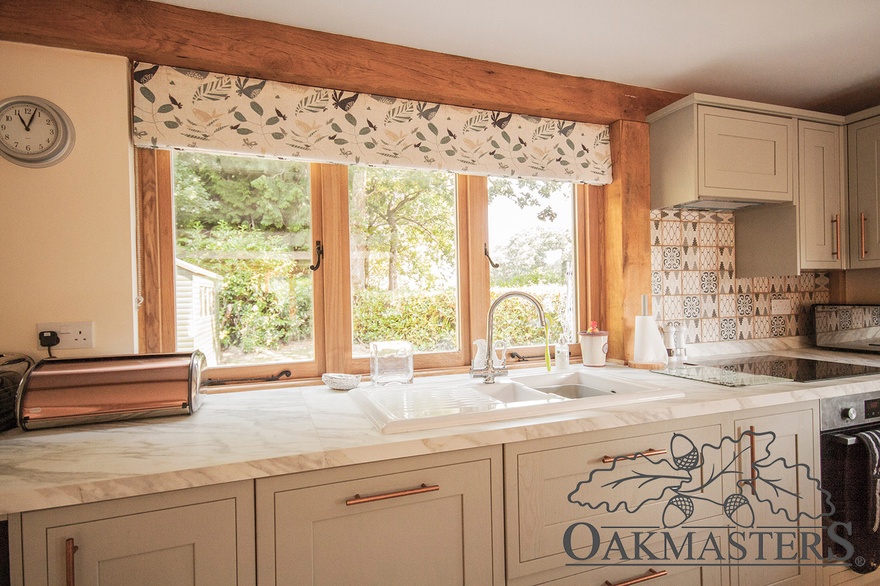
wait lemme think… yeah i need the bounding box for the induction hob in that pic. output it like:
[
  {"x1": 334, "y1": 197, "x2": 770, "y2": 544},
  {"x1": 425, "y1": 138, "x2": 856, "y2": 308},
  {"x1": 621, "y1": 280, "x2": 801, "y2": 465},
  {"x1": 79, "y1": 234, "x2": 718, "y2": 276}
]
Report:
[{"x1": 654, "y1": 355, "x2": 880, "y2": 388}]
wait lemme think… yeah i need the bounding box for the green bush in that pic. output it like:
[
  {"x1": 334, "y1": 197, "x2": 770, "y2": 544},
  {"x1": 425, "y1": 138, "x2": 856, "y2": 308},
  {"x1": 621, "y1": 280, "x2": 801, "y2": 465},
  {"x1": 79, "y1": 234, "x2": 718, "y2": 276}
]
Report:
[
  {"x1": 352, "y1": 289, "x2": 458, "y2": 351},
  {"x1": 489, "y1": 287, "x2": 570, "y2": 346},
  {"x1": 215, "y1": 271, "x2": 569, "y2": 355},
  {"x1": 350, "y1": 285, "x2": 571, "y2": 352},
  {"x1": 218, "y1": 270, "x2": 312, "y2": 353}
]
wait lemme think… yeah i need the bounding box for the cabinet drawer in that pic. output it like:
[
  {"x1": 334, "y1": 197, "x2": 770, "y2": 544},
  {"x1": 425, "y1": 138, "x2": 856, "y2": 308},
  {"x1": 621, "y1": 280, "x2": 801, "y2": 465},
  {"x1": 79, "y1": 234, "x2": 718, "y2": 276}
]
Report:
[
  {"x1": 699, "y1": 106, "x2": 794, "y2": 202},
  {"x1": 506, "y1": 422, "x2": 722, "y2": 580},
  {"x1": 256, "y1": 448, "x2": 502, "y2": 586},
  {"x1": 529, "y1": 523, "x2": 727, "y2": 586}
]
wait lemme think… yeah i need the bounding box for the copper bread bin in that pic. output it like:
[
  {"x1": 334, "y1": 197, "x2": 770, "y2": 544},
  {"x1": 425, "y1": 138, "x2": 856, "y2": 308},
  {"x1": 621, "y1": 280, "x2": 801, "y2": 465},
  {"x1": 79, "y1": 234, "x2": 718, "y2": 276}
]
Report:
[
  {"x1": 1, "y1": 353, "x2": 35, "y2": 432},
  {"x1": 16, "y1": 352, "x2": 205, "y2": 430}
]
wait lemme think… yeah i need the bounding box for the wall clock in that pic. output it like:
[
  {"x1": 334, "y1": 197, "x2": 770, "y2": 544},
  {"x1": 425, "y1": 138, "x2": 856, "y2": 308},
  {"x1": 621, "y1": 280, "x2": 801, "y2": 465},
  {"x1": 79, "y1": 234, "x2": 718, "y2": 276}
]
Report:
[{"x1": 0, "y1": 96, "x2": 75, "y2": 168}]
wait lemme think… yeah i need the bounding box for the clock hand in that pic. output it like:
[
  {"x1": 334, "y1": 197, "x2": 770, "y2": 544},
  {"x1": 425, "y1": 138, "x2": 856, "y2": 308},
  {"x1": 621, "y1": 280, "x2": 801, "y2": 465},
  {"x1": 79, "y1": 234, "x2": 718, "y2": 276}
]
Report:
[
  {"x1": 25, "y1": 110, "x2": 36, "y2": 131},
  {"x1": 17, "y1": 112, "x2": 29, "y2": 130}
]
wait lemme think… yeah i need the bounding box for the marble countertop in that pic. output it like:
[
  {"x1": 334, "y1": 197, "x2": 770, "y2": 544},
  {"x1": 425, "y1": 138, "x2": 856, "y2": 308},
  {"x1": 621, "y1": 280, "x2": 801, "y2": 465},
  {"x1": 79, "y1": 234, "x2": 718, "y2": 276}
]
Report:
[{"x1": 2, "y1": 345, "x2": 880, "y2": 516}]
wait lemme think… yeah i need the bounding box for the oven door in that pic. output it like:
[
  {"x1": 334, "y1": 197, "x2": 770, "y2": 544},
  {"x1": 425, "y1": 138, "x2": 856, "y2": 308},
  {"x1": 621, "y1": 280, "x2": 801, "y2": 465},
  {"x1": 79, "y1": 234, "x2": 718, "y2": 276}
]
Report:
[{"x1": 822, "y1": 424, "x2": 880, "y2": 574}]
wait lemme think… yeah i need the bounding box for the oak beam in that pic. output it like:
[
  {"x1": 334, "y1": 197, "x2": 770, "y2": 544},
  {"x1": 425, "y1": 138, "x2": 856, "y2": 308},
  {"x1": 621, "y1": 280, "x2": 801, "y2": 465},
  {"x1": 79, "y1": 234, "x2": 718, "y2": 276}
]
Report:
[
  {"x1": 0, "y1": 0, "x2": 683, "y2": 125},
  {"x1": 601, "y1": 121, "x2": 652, "y2": 363}
]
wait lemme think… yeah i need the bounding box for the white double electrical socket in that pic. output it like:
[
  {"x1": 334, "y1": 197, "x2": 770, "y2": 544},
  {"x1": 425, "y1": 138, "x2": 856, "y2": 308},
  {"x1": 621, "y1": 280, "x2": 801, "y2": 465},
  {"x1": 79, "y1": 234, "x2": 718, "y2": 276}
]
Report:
[
  {"x1": 37, "y1": 321, "x2": 95, "y2": 349},
  {"x1": 770, "y1": 298, "x2": 792, "y2": 315}
]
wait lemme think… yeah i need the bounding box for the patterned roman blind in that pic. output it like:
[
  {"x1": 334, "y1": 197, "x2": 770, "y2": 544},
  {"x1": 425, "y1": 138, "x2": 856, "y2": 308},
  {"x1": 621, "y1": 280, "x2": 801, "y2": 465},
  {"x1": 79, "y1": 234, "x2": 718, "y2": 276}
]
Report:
[{"x1": 132, "y1": 63, "x2": 612, "y2": 184}]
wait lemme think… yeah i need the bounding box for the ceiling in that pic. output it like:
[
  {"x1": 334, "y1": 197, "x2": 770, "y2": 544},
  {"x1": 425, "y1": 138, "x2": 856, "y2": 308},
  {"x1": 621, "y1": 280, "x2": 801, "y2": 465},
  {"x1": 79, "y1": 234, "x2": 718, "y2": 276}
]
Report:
[{"x1": 153, "y1": 0, "x2": 880, "y2": 115}]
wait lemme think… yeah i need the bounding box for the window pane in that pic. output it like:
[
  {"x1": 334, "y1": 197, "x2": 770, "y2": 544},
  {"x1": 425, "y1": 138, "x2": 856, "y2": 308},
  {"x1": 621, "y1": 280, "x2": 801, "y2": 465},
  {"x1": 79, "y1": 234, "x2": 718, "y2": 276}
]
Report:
[
  {"x1": 172, "y1": 152, "x2": 313, "y2": 366},
  {"x1": 349, "y1": 166, "x2": 459, "y2": 357},
  {"x1": 487, "y1": 177, "x2": 576, "y2": 346}
]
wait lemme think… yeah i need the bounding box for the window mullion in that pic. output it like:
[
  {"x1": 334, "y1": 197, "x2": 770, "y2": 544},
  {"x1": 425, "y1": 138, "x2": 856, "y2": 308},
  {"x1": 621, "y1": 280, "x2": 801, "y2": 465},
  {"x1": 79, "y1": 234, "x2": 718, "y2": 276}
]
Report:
[
  {"x1": 572, "y1": 183, "x2": 593, "y2": 357},
  {"x1": 460, "y1": 175, "x2": 491, "y2": 362},
  {"x1": 136, "y1": 147, "x2": 176, "y2": 354},
  {"x1": 309, "y1": 163, "x2": 327, "y2": 374},
  {"x1": 317, "y1": 163, "x2": 355, "y2": 374}
]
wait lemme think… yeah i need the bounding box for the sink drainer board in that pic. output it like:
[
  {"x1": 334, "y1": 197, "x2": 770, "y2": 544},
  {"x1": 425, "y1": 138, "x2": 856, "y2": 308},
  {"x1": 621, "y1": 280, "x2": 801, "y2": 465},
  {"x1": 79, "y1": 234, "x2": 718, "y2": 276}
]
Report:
[{"x1": 349, "y1": 372, "x2": 684, "y2": 433}]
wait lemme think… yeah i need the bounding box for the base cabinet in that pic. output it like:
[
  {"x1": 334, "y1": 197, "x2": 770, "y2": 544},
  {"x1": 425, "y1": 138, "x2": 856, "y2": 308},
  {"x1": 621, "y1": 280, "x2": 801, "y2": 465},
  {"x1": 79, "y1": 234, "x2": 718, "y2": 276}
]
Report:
[
  {"x1": 727, "y1": 407, "x2": 820, "y2": 586},
  {"x1": 505, "y1": 403, "x2": 821, "y2": 586},
  {"x1": 4, "y1": 402, "x2": 827, "y2": 586},
  {"x1": 255, "y1": 447, "x2": 504, "y2": 586},
  {"x1": 534, "y1": 524, "x2": 726, "y2": 586},
  {"x1": 505, "y1": 417, "x2": 726, "y2": 585},
  {"x1": 823, "y1": 562, "x2": 880, "y2": 586},
  {"x1": 18, "y1": 481, "x2": 255, "y2": 586}
]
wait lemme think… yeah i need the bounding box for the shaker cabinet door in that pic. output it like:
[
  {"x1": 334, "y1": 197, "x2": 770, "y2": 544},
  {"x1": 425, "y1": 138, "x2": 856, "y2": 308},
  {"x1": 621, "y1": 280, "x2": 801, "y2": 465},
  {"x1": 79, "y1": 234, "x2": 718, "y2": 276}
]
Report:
[
  {"x1": 848, "y1": 116, "x2": 880, "y2": 268},
  {"x1": 256, "y1": 447, "x2": 503, "y2": 586},
  {"x1": 699, "y1": 106, "x2": 795, "y2": 202},
  {"x1": 729, "y1": 407, "x2": 819, "y2": 586},
  {"x1": 505, "y1": 419, "x2": 723, "y2": 584},
  {"x1": 21, "y1": 482, "x2": 255, "y2": 586},
  {"x1": 799, "y1": 121, "x2": 846, "y2": 269}
]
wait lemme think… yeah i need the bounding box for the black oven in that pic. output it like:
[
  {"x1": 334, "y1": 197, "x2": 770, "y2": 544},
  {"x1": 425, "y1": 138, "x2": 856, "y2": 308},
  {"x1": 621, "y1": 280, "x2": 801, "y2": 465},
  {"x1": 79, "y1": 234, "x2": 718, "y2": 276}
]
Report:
[{"x1": 821, "y1": 389, "x2": 880, "y2": 574}]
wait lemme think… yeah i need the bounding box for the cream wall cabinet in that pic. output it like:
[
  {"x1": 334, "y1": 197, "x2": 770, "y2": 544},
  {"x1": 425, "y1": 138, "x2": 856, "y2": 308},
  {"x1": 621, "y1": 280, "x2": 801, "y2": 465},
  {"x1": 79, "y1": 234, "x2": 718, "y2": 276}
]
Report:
[
  {"x1": 699, "y1": 107, "x2": 795, "y2": 202},
  {"x1": 504, "y1": 417, "x2": 725, "y2": 585},
  {"x1": 255, "y1": 447, "x2": 504, "y2": 586},
  {"x1": 17, "y1": 481, "x2": 255, "y2": 586},
  {"x1": 799, "y1": 121, "x2": 847, "y2": 270},
  {"x1": 847, "y1": 113, "x2": 880, "y2": 269},
  {"x1": 735, "y1": 120, "x2": 846, "y2": 277},
  {"x1": 649, "y1": 94, "x2": 850, "y2": 277},
  {"x1": 649, "y1": 97, "x2": 797, "y2": 209}
]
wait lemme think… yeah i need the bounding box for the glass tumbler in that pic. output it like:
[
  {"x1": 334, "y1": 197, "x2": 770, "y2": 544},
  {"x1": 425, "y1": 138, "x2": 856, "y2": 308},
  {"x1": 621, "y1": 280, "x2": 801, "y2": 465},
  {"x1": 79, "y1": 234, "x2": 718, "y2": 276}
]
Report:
[{"x1": 369, "y1": 341, "x2": 414, "y2": 385}]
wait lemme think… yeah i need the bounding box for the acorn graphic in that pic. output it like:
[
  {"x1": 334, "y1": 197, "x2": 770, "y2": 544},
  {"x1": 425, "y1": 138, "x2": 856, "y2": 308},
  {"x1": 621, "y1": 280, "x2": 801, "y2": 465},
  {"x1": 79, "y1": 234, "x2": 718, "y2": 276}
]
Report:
[
  {"x1": 670, "y1": 433, "x2": 700, "y2": 471},
  {"x1": 662, "y1": 495, "x2": 695, "y2": 528},
  {"x1": 723, "y1": 493, "x2": 755, "y2": 528}
]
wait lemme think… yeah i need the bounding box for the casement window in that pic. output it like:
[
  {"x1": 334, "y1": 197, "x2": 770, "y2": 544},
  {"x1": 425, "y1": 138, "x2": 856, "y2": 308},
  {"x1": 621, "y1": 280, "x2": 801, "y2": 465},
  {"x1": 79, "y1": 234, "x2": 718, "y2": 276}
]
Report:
[
  {"x1": 131, "y1": 63, "x2": 613, "y2": 381},
  {"x1": 487, "y1": 177, "x2": 578, "y2": 350},
  {"x1": 137, "y1": 148, "x2": 594, "y2": 382}
]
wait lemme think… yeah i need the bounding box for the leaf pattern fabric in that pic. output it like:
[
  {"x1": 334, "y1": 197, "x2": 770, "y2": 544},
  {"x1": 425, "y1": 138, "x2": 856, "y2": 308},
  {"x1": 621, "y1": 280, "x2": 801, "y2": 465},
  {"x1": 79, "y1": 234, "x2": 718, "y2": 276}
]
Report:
[{"x1": 131, "y1": 63, "x2": 612, "y2": 184}]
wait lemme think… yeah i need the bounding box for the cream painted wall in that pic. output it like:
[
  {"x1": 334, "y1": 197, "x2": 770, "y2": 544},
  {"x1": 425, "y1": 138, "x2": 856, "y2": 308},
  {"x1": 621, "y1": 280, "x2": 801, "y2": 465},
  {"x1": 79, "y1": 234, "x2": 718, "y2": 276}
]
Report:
[
  {"x1": 0, "y1": 41, "x2": 137, "y2": 358},
  {"x1": 845, "y1": 269, "x2": 880, "y2": 303}
]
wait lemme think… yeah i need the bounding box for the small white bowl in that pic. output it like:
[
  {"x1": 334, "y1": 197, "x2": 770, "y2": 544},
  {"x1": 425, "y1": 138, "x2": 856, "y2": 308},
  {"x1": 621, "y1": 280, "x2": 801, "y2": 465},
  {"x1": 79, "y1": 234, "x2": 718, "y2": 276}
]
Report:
[{"x1": 322, "y1": 373, "x2": 362, "y2": 391}]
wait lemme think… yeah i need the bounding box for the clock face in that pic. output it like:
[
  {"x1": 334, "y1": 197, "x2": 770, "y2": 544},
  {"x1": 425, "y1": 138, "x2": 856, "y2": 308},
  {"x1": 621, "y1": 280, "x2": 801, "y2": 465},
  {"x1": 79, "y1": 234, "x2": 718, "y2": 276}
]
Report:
[{"x1": 0, "y1": 96, "x2": 75, "y2": 167}]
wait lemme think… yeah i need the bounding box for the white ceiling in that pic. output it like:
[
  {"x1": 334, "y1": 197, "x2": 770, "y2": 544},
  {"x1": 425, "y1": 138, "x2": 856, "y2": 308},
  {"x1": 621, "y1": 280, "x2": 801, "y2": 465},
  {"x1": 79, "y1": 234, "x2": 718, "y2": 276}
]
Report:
[{"x1": 153, "y1": 0, "x2": 880, "y2": 115}]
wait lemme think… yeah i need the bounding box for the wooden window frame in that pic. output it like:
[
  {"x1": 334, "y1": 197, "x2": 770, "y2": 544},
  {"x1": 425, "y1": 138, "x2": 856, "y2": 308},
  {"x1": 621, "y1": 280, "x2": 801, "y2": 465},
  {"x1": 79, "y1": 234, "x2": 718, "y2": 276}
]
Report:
[
  {"x1": 137, "y1": 148, "x2": 327, "y2": 381},
  {"x1": 480, "y1": 181, "x2": 590, "y2": 361},
  {"x1": 137, "y1": 149, "x2": 600, "y2": 381}
]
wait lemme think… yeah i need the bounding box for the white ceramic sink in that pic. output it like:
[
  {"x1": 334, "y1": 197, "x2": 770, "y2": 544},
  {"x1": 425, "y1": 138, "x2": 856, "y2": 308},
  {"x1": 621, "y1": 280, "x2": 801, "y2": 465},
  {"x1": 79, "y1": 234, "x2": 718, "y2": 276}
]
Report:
[
  {"x1": 349, "y1": 369, "x2": 684, "y2": 434},
  {"x1": 508, "y1": 370, "x2": 661, "y2": 398}
]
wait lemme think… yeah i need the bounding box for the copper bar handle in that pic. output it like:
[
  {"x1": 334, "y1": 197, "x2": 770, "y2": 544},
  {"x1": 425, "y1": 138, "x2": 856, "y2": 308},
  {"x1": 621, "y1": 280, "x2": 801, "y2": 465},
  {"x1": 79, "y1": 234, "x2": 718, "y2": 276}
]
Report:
[
  {"x1": 602, "y1": 448, "x2": 667, "y2": 464},
  {"x1": 65, "y1": 538, "x2": 78, "y2": 586},
  {"x1": 346, "y1": 483, "x2": 439, "y2": 506},
  {"x1": 831, "y1": 214, "x2": 840, "y2": 259},
  {"x1": 604, "y1": 568, "x2": 668, "y2": 586},
  {"x1": 861, "y1": 212, "x2": 868, "y2": 259},
  {"x1": 748, "y1": 425, "x2": 757, "y2": 496}
]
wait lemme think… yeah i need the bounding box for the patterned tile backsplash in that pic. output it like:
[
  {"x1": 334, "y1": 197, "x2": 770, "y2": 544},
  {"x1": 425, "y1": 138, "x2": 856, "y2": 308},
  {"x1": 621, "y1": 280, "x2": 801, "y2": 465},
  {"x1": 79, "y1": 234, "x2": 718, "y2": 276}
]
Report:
[{"x1": 651, "y1": 209, "x2": 831, "y2": 345}]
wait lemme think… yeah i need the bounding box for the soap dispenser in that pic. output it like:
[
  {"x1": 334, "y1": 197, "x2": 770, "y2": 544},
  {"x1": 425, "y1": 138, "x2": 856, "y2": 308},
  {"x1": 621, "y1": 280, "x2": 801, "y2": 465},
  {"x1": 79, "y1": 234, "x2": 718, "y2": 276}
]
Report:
[{"x1": 554, "y1": 337, "x2": 570, "y2": 370}]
